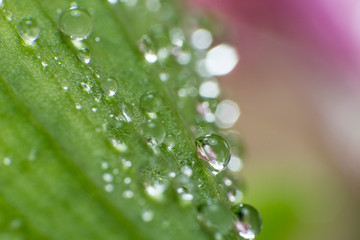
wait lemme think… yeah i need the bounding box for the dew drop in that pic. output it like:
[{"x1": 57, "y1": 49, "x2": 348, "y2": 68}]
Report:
[
  {"x1": 142, "y1": 210, "x2": 154, "y2": 222},
  {"x1": 4, "y1": 10, "x2": 13, "y2": 21},
  {"x1": 191, "y1": 28, "x2": 213, "y2": 50},
  {"x1": 140, "y1": 92, "x2": 160, "y2": 113},
  {"x1": 80, "y1": 77, "x2": 95, "y2": 93},
  {"x1": 105, "y1": 183, "x2": 114, "y2": 192},
  {"x1": 228, "y1": 187, "x2": 243, "y2": 204},
  {"x1": 116, "y1": 102, "x2": 134, "y2": 123},
  {"x1": 195, "y1": 134, "x2": 231, "y2": 173},
  {"x1": 17, "y1": 18, "x2": 41, "y2": 45},
  {"x1": 144, "y1": 51, "x2": 158, "y2": 63},
  {"x1": 101, "y1": 77, "x2": 118, "y2": 96},
  {"x1": 59, "y1": 8, "x2": 92, "y2": 40},
  {"x1": 108, "y1": 0, "x2": 118, "y2": 4},
  {"x1": 215, "y1": 100, "x2": 240, "y2": 128},
  {"x1": 232, "y1": 204, "x2": 262, "y2": 240},
  {"x1": 199, "y1": 80, "x2": 220, "y2": 99},
  {"x1": 77, "y1": 48, "x2": 91, "y2": 64},
  {"x1": 141, "y1": 166, "x2": 169, "y2": 201},
  {"x1": 140, "y1": 120, "x2": 166, "y2": 145},
  {"x1": 3, "y1": 157, "x2": 11, "y2": 166},
  {"x1": 205, "y1": 44, "x2": 239, "y2": 76},
  {"x1": 164, "y1": 133, "x2": 176, "y2": 149},
  {"x1": 103, "y1": 173, "x2": 114, "y2": 182},
  {"x1": 123, "y1": 190, "x2": 134, "y2": 199},
  {"x1": 75, "y1": 103, "x2": 82, "y2": 110}
]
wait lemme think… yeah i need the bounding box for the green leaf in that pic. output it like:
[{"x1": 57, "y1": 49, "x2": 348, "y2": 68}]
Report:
[{"x1": 0, "y1": 0, "x2": 244, "y2": 239}]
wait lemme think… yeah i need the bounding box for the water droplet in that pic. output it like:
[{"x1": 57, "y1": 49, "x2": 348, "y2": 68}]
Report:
[
  {"x1": 195, "y1": 134, "x2": 231, "y2": 173},
  {"x1": 159, "y1": 72, "x2": 169, "y2": 82},
  {"x1": 142, "y1": 210, "x2": 154, "y2": 222},
  {"x1": 215, "y1": 100, "x2": 240, "y2": 128},
  {"x1": 80, "y1": 77, "x2": 95, "y2": 93},
  {"x1": 4, "y1": 10, "x2": 13, "y2": 21},
  {"x1": 227, "y1": 187, "x2": 243, "y2": 204},
  {"x1": 176, "y1": 51, "x2": 191, "y2": 65},
  {"x1": 77, "y1": 48, "x2": 91, "y2": 64},
  {"x1": 59, "y1": 8, "x2": 92, "y2": 40},
  {"x1": 3, "y1": 157, "x2": 11, "y2": 166},
  {"x1": 101, "y1": 77, "x2": 118, "y2": 96},
  {"x1": 169, "y1": 28, "x2": 184, "y2": 47},
  {"x1": 95, "y1": 36, "x2": 101, "y2": 42},
  {"x1": 232, "y1": 204, "x2": 262, "y2": 240},
  {"x1": 17, "y1": 18, "x2": 41, "y2": 45},
  {"x1": 103, "y1": 173, "x2": 114, "y2": 182},
  {"x1": 199, "y1": 80, "x2": 220, "y2": 99},
  {"x1": 228, "y1": 155, "x2": 243, "y2": 172},
  {"x1": 116, "y1": 102, "x2": 134, "y2": 123},
  {"x1": 144, "y1": 51, "x2": 158, "y2": 63},
  {"x1": 123, "y1": 190, "x2": 134, "y2": 198},
  {"x1": 198, "y1": 200, "x2": 233, "y2": 234},
  {"x1": 111, "y1": 138, "x2": 127, "y2": 152},
  {"x1": 164, "y1": 133, "x2": 176, "y2": 149},
  {"x1": 41, "y1": 61, "x2": 48, "y2": 69},
  {"x1": 181, "y1": 165, "x2": 193, "y2": 177},
  {"x1": 105, "y1": 183, "x2": 114, "y2": 192},
  {"x1": 140, "y1": 92, "x2": 160, "y2": 113},
  {"x1": 75, "y1": 103, "x2": 82, "y2": 110},
  {"x1": 121, "y1": 159, "x2": 132, "y2": 169},
  {"x1": 101, "y1": 161, "x2": 109, "y2": 170},
  {"x1": 141, "y1": 166, "x2": 169, "y2": 201},
  {"x1": 124, "y1": 177, "x2": 131, "y2": 184},
  {"x1": 108, "y1": 0, "x2": 118, "y2": 4},
  {"x1": 191, "y1": 29, "x2": 213, "y2": 50},
  {"x1": 140, "y1": 120, "x2": 166, "y2": 145},
  {"x1": 205, "y1": 44, "x2": 239, "y2": 76}
]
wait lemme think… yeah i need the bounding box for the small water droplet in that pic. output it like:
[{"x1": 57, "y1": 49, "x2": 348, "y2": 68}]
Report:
[
  {"x1": 108, "y1": 0, "x2": 118, "y2": 4},
  {"x1": 199, "y1": 80, "x2": 220, "y2": 99},
  {"x1": 80, "y1": 77, "x2": 95, "y2": 93},
  {"x1": 144, "y1": 51, "x2": 158, "y2": 63},
  {"x1": 146, "y1": 0, "x2": 161, "y2": 12},
  {"x1": 101, "y1": 161, "x2": 109, "y2": 170},
  {"x1": 104, "y1": 183, "x2": 114, "y2": 192},
  {"x1": 140, "y1": 92, "x2": 160, "y2": 113},
  {"x1": 181, "y1": 165, "x2": 193, "y2": 177},
  {"x1": 4, "y1": 10, "x2": 13, "y2": 21},
  {"x1": 75, "y1": 103, "x2": 82, "y2": 110},
  {"x1": 103, "y1": 173, "x2": 114, "y2": 182},
  {"x1": 91, "y1": 107, "x2": 98, "y2": 112},
  {"x1": 3, "y1": 157, "x2": 11, "y2": 166},
  {"x1": 232, "y1": 204, "x2": 262, "y2": 240},
  {"x1": 195, "y1": 134, "x2": 231, "y2": 173},
  {"x1": 121, "y1": 159, "x2": 132, "y2": 169},
  {"x1": 227, "y1": 187, "x2": 243, "y2": 204},
  {"x1": 111, "y1": 138, "x2": 127, "y2": 152},
  {"x1": 59, "y1": 8, "x2": 92, "y2": 40},
  {"x1": 95, "y1": 36, "x2": 101, "y2": 42},
  {"x1": 123, "y1": 190, "x2": 134, "y2": 198},
  {"x1": 142, "y1": 210, "x2": 154, "y2": 222},
  {"x1": 101, "y1": 77, "x2": 118, "y2": 96},
  {"x1": 116, "y1": 102, "x2": 134, "y2": 123},
  {"x1": 141, "y1": 166, "x2": 169, "y2": 201},
  {"x1": 198, "y1": 200, "x2": 233, "y2": 234},
  {"x1": 159, "y1": 72, "x2": 169, "y2": 82},
  {"x1": 17, "y1": 18, "x2": 41, "y2": 45},
  {"x1": 124, "y1": 177, "x2": 131, "y2": 184},
  {"x1": 41, "y1": 61, "x2": 48, "y2": 69},
  {"x1": 77, "y1": 48, "x2": 91, "y2": 64},
  {"x1": 169, "y1": 28, "x2": 184, "y2": 47},
  {"x1": 140, "y1": 120, "x2": 166, "y2": 145},
  {"x1": 191, "y1": 28, "x2": 213, "y2": 50},
  {"x1": 164, "y1": 133, "x2": 176, "y2": 149}
]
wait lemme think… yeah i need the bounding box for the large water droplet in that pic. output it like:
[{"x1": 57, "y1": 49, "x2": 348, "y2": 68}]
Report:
[
  {"x1": 140, "y1": 120, "x2": 166, "y2": 145},
  {"x1": 195, "y1": 134, "x2": 231, "y2": 173},
  {"x1": 17, "y1": 18, "x2": 41, "y2": 45},
  {"x1": 59, "y1": 8, "x2": 92, "y2": 40},
  {"x1": 140, "y1": 92, "x2": 160, "y2": 113},
  {"x1": 101, "y1": 77, "x2": 118, "y2": 96},
  {"x1": 205, "y1": 44, "x2": 239, "y2": 76},
  {"x1": 77, "y1": 48, "x2": 91, "y2": 64},
  {"x1": 232, "y1": 204, "x2": 262, "y2": 240}
]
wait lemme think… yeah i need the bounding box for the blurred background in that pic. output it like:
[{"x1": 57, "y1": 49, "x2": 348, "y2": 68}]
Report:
[{"x1": 191, "y1": 0, "x2": 360, "y2": 239}]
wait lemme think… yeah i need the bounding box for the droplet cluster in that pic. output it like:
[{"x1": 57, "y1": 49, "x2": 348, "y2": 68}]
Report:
[{"x1": 3, "y1": 0, "x2": 261, "y2": 238}]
